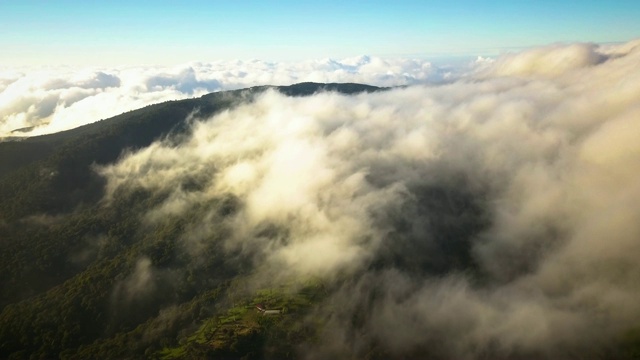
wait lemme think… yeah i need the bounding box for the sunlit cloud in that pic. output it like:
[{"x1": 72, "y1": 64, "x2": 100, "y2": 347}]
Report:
[{"x1": 95, "y1": 39, "x2": 640, "y2": 358}]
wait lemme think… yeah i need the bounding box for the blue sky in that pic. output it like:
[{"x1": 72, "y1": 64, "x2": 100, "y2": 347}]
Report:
[{"x1": 1, "y1": 0, "x2": 639, "y2": 66}]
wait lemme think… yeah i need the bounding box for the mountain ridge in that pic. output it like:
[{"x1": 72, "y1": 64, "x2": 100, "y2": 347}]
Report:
[{"x1": 0, "y1": 82, "x2": 382, "y2": 176}]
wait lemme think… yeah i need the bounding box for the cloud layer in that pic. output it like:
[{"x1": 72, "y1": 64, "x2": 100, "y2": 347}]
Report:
[
  {"x1": 96, "y1": 40, "x2": 640, "y2": 358},
  {"x1": 0, "y1": 56, "x2": 465, "y2": 137}
]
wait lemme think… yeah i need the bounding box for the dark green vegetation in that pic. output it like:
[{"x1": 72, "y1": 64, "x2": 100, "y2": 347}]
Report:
[{"x1": 0, "y1": 83, "x2": 379, "y2": 359}]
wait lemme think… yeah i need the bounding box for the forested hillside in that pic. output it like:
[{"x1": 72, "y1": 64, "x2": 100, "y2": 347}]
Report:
[{"x1": 0, "y1": 83, "x2": 381, "y2": 359}]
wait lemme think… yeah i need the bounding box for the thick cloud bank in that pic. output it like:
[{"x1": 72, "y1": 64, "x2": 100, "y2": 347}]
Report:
[
  {"x1": 0, "y1": 56, "x2": 457, "y2": 138},
  {"x1": 99, "y1": 39, "x2": 640, "y2": 358}
]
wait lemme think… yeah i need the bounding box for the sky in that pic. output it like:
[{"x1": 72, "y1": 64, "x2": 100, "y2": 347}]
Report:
[{"x1": 1, "y1": 0, "x2": 640, "y2": 66}]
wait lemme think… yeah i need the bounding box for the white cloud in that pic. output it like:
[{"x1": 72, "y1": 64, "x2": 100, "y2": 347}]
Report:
[
  {"x1": 0, "y1": 56, "x2": 463, "y2": 137},
  {"x1": 95, "y1": 39, "x2": 640, "y2": 357},
  {"x1": 482, "y1": 43, "x2": 605, "y2": 77}
]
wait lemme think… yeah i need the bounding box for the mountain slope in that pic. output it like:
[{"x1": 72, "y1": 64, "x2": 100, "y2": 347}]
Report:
[{"x1": 0, "y1": 82, "x2": 383, "y2": 359}]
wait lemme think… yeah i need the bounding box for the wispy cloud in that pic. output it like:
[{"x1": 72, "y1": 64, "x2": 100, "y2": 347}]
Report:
[{"x1": 97, "y1": 39, "x2": 640, "y2": 358}]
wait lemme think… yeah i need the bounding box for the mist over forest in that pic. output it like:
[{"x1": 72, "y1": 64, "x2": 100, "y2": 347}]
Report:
[{"x1": 1, "y1": 40, "x2": 640, "y2": 359}]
